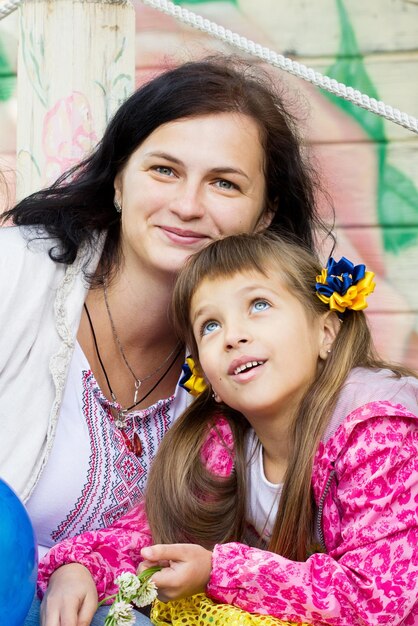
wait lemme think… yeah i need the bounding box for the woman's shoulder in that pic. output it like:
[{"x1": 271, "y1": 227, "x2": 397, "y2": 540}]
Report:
[
  {"x1": 0, "y1": 226, "x2": 70, "y2": 305},
  {"x1": 0, "y1": 225, "x2": 56, "y2": 260},
  {"x1": 1, "y1": 225, "x2": 104, "y2": 273}
]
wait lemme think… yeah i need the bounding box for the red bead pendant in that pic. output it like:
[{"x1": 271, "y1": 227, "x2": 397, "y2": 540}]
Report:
[
  {"x1": 120, "y1": 430, "x2": 142, "y2": 457},
  {"x1": 132, "y1": 432, "x2": 143, "y2": 456}
]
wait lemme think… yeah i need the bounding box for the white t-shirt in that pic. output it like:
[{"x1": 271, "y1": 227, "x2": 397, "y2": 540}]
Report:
[
  {"x1": 26, "y1": 342, "x2": 190, "y2": 559},
  {"x1": 246, "y1": 432, "x2": 283, "y2": 543}
]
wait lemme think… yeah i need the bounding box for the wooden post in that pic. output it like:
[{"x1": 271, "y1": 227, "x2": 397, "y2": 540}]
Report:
[{"x1": 16, "y1": 0, "x2": 135, "y2": 199}]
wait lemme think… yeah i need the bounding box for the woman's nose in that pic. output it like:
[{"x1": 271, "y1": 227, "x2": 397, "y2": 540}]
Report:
[{"x1": 169, "y1": 182, "x2": 205, "y2": 220}]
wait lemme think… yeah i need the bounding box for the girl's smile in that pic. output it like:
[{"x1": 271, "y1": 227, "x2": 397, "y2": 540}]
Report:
[{"x1": 228, "y1": 356, "x2": 267, "y2": 379}]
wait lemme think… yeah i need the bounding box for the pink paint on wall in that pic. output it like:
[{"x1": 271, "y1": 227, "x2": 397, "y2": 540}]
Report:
[{"x1": 42, "y1": 92, "x2": 98, "y2": 185}]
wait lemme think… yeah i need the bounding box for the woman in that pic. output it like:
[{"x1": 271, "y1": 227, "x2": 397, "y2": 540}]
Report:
[{"x1": 0, "y1": 57, "x2": 328, "y2": 624}]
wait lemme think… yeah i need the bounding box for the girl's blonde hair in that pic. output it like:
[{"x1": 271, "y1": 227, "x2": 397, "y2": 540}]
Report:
[{"x1": 146, "y1": 232, "x2": 414, "y2": 560}]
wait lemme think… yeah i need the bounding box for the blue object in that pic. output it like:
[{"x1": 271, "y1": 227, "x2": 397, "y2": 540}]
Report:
[{"x1": 0, "y1": 478, "x2": 38, "y2": 626}]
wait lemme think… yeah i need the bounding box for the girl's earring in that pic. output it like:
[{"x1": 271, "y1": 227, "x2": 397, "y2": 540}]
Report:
[
  {"x1": 212, "y1": 390, "x2": 222, "y2": 403},
  {"x1": 114, "y1": 199, "x2": 122, "y2": 214},
  {"x1": 320, "y1": 347, "x2": 332, "y2": 360}
]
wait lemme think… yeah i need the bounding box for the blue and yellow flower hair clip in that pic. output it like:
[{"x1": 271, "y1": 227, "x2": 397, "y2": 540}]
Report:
[
  {"x1": 316, "y1": 257, "x2": 375, "y2": 315},
  {"x1": 179, "y1": 356, "x2": 207, "y2": 397}
]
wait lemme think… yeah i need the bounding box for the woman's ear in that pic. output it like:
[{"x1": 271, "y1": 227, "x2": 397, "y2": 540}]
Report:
[
  {"x1": 255, "y1": 208, "x2": 275, "y2": 233},
  {"x1": 114, "y1": 173, "x2": 122, "y2": 204},
  {"x1": 319, "y1": 311, "x2": 341, "y2": 360}
]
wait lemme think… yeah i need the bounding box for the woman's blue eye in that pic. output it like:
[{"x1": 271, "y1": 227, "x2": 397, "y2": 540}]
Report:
[
  {"x1": 215, "y1": 179, "x2": 236, "y2": 190},
  {"x1": 202, "y1": 321, "x2": 220, "y2": 336},
  {"x1": 252, "y1": 300, "x2": 270, "y2": 312},
  {"x1": 155, "y1": 166, "x2": 173, "y2": 176}
]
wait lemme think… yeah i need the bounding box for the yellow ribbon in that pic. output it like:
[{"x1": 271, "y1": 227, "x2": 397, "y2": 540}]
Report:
[
  {"x1": 316, "y1": 271, "x2": 375, "y2": 314},
  {"x1": 181, "y1": 356, "x2": 207, "y2": 397}
]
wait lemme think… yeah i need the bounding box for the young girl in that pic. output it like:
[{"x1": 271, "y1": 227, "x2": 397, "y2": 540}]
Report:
[{"x1": 38, "y1": 232, "x2": 418, "y2": 626}]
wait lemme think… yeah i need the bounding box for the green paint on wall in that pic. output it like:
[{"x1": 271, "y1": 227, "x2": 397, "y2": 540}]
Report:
[
  {"x1": 323, "y1": 0, "x2": 384, "y2": 143},
  {"x1": 0, "y1": 37, "x2": 16, "y2": 101},
  {"x1": 381, "y1": 164, "x2": 418, "y2": 253},
  {"x1": 323, "y1": 0, "x2": 418, "y2": 252}
]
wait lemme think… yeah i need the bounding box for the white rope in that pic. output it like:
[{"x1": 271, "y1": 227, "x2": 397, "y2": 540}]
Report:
[
  {"x1": 141, "y1": 0, "x2": 418, "y2": 135},
  {"x1": 1, "y1": 0, "x2": 417, "y2": 134},
  {"x1": 0, "y1": 0, "x2": 21, "y2": 20}
]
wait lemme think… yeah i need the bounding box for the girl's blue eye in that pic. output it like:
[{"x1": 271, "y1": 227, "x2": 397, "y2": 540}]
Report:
[
  {"x1": 252, "y1": 300, "x2": 270, "y2": 313},
  {"x1": 202, "y1": 321, "x2": 220, "y2": 336}
]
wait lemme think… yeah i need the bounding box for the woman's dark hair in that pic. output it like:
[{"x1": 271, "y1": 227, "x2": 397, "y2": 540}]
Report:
[{"x1": 3, "y1": 57, "x2": 331, "y2": 280}]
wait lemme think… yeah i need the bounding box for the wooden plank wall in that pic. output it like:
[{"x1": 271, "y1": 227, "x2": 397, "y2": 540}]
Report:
[
  {"x1": 0, "y1": 8, "x2": 17, "y2": 206},
  {"x1": 1, "y1": 0, "x2": 417, "y2": 368}
]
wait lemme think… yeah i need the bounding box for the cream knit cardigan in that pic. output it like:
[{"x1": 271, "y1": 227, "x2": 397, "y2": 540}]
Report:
[{"x1": 0, "y1": 226, "x2": 102, "y2": 501}]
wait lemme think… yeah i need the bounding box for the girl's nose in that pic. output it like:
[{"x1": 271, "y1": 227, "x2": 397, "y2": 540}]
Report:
[{"x1": 224, "y1": 327, "x2": 251, "y2": 351}]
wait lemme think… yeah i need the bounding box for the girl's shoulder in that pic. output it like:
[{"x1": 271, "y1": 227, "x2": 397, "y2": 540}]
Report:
[
  {"x1": 323, "y1": 367, "x2": 418, "y2": 443},
  {"x1": 313, "y1": 368, "x2": 418, "y2": 494}
]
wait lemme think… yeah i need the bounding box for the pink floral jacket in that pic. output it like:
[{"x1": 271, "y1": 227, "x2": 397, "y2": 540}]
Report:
[{"x1": 38, "y1": 369, "x2": 418, "y2": 625}]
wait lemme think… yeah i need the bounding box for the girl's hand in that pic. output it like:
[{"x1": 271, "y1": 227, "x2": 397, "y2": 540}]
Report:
[
  {"x1": 140, "y1": 544, "x2": 212, "y2": 602},
  {"x1": 40, "y1": 562, "x2": 98, "y2": 626}
]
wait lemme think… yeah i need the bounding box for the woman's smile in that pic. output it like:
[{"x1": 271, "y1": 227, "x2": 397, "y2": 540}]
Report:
[{"x1": 158, "y1": 225, "x2": 210, "y2": 246}]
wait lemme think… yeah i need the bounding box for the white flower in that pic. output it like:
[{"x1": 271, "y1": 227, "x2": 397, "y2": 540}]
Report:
[
  {"x1": 108, "y1": 600, "x2": 135, "y2": 626},
  {"x1": 103, "y1": 567, "x2": 161, "y2": 625},
  {"x1": 114, "y1": 572, "x2": 141, "y2": 601},
  {"x1": 132, "y1": 579, "x2": 158, "y2": 608}
]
